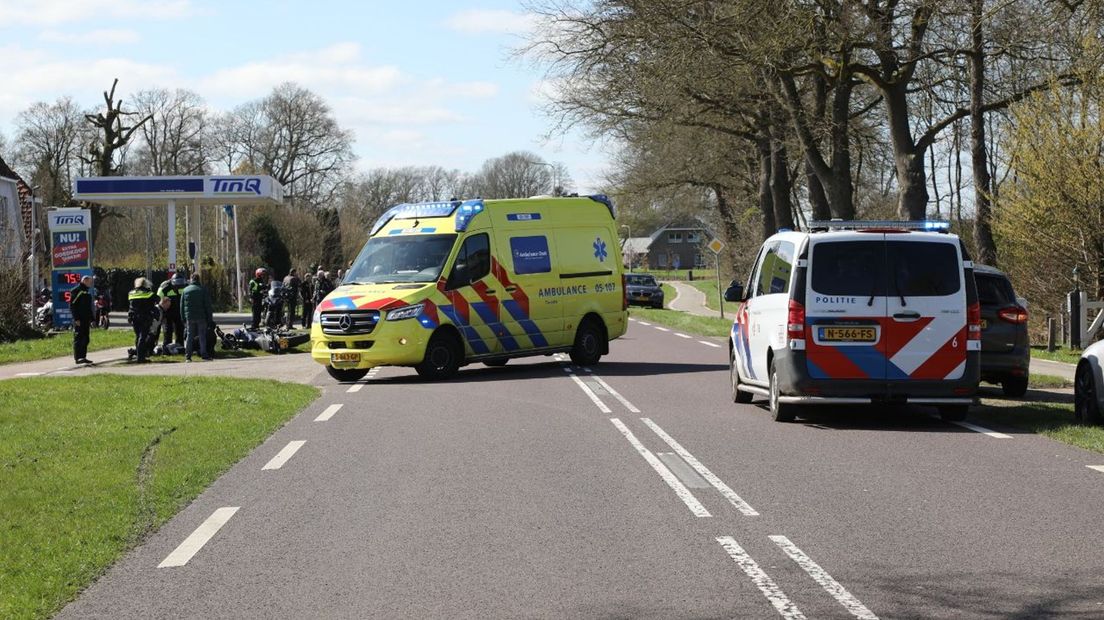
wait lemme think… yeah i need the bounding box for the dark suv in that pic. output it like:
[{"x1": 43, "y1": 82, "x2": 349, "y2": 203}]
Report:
[
  {"x1": 975, "y1": 265, "x2": 1030, "y2": 396},
  {"x1": 625, "y1": 274, "x2": 664, "y2": 308}
]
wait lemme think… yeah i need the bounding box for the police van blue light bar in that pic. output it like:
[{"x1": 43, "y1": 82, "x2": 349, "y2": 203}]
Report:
[{"x1": 807, "y1": 220, "x2": 950, "y2": 232}]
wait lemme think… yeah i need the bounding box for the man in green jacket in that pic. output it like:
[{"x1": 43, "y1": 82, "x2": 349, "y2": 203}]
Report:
[{"x1": 181, "y1": 273, "x2": 215, "y2": 361}]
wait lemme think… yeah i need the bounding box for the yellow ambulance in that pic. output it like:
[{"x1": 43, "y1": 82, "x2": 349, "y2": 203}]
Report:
[{"x1": 310, "y1": 196, "x2": 628, "y2": 381}]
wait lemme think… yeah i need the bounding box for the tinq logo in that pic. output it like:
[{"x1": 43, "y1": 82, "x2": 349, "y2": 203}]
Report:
[
  {"x1": 54, "y1": 215, "x2": 85, "y2": 225},
  {"x1": 212, "y1": 178, "x2": 262, "y2": 195}
]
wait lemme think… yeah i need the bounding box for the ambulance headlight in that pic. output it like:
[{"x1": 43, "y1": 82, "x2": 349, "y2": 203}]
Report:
[
  {"x1": 385, "y1": 303, "x2": 425, "y2": 321},
  {"x1": 312, "y1": 308, "x2": 321, "y2": 325}
]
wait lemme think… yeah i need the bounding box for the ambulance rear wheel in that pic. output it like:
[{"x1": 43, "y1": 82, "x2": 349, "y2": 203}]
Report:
[
  {"x1": 327, "y1": 366, "x2": 368, "y2": 382},
  {"x1": 416, "y1": 332, "x2": 462, "y2": 380},
  {"x1": 570, "y1": 319, "x2": 603, "y2": 366}
]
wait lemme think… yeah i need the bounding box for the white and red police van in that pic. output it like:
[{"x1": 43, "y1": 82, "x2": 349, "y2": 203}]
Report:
[{"x1": 725, "y1": 221, "x2": 981, "y2": 422}]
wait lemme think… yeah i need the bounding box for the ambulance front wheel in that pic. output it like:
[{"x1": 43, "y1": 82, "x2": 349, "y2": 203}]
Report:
[
  {"x1": 570, "y1": 318, "x2": 604, "y2": 366},
  {"x1": 327, "y1": 366, "x2": 368, "y2": 382},
  {"x1": 416, "y1": 331, "x2": 462, "y2": 380}
]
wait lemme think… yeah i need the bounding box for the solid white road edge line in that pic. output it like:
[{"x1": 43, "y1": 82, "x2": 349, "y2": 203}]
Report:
[
  {"x1": 641, "y1": 418, "x2": 758, "y2": 516},
  {"x1": 347, "y1": 383, "x2": 364, "y2": 393},
  {"x1": 610, "y1": 418, "x2": 711, "y2": 517},
  {"x1": 654, "y1": 326, "x2": 670, "y2": 332},
  {"x1": 675, "y1": 333, "x2": 692, "y2": 339},
  {"x1": 158, "y1": 507, "x2": 240, "y2": 568},
  {"x1": 699, "y1": 341, "x2": 721, "y2": 348},
  {"x1": 262, "y1": 440, "x2": 306, "y2": 471},
  {"x1": 1088, "y1": 465, "x2": 1104, "y2": 474},
  {"x1": 314, "y1": 404, "x2": 343, "y2": 422},
  {"x1": 583, "y1": 371, "x2": 641, "y2": 413},
  {"x1": 568, "y1": 371, "x2": 612, "y2": 413},
  {"x1": 769, "y1": 535, "x2": 878, "y2": 620},
  {"x1": 715, "y1": 536, "x2": 805, "y2": 619}
]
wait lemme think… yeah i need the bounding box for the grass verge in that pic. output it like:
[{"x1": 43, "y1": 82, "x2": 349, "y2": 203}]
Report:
[
  {"x1": 1030, "y1": 346, "x2": 1082, "y2": 365},
  {"x1": 0, "y1": 330, "x2": 134, "y2": 365},
  {"x1": 972, "y1": 400, "x2": 1104, "y2": 454},
  {"x1": 684, "y1": 279, "x2": 740, "y2": 315},
  {"x1": 629, "y1": 306, "x2": 731, "y2": 338},
  {"x1": 1028, "y1": 374, "x2": 1073, "y2": 389},
  {"x1": 0, "y1": 375, "x2": 319, "y2": 620}
]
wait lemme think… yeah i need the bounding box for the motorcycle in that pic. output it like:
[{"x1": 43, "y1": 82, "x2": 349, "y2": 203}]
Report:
[
  {"x1": 261, "y1": 281, "x2": 286, "y2": 330},
  {"x1": 35, "y1": 299, "x2": 54, "y2": 330}
]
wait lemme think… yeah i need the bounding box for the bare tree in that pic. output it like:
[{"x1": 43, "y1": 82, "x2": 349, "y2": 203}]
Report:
[
  {"x1": 13, "y1": 97, "x2": 84, "y2": 209},
  {"x1": 468, "y1": 151, "x2": 554, "y2": 198},
  {"x1": 132, "y1": 88, "x2": 210, "y2": 175}
]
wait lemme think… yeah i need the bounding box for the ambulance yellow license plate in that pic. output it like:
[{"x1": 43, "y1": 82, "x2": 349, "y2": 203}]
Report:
[
  {"x1": 819, "y1": 327, "x2": 876, "y2": 342},
  {"x1": 331, "y1": 352, "x2": 360, "y2": 366}
]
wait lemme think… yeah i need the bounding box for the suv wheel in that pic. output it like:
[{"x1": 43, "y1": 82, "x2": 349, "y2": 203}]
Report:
[
  {"x1": 730, "y1": 348, "x2": 752, "y2": 404},
  {"x1": 1075, "y1": 363, "x2": 1102, "y2": 425},
  {"x1": 1001, "y1": 376, "x2": 1028, "y2": 398},
  {"x1": 768, "y1": 362, "x2": 796, "y2": 422},
  {"x1": 939, "y1": 405, "x2": 969, "y2": 422}
]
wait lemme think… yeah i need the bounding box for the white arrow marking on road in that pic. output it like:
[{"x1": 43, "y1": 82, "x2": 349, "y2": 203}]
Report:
[
  {"x1": 158, "y1": 507, "x2": 239, "y2": 568},
  {"x1": 716, "y1": 536, "x2": 805, "y2": 619},
  {"x1": 610, "y1": 418, "x2": 710, "y2": 517},
  {"x1": 262, "y1": 440, "x2": 306, "y2": 470},
  {"x1": 583, "y1": 370, "x2": 640, "y2": 413},
  {"x1": 699, "y1": 341, "x2": 721, "y2": 348},
  {"x1": 567, "y1": 371, "x2": 612, "y2": 413},
  {"x1": 770, "y1": 535, "x2": 878, "y2": 619},
  {"x1": 1088, "y1": 465, "x2": 1104, "y2": 474},
  {"x1": 641, "y1": 418, "x2": 758, "y2": 516},
  {"x1": 314, "y1": 404, "x2": 343, "y2": 422}
]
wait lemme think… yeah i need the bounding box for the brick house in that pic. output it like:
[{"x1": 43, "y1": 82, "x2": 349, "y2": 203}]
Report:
[
  {"x1": 0, "y1": 153, "x2": 32, "y2": 265},
  {"x1": 640, "y1": 222, "x2": 714, "y2": 271}
]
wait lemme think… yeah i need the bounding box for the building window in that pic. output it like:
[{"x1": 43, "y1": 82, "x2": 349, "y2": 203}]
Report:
[
  {"x1": 687, "y1": 232, "x2": 701, "y2": 243},
  {"x1": 657, "y1": 253, "x2": 668, "y2": 267},
  {"x1": 668, "y1": 232, "x2": 683, "y2": 244},
  {"x1": 695, "y1": 253, "x2": 706, "y2": 268}
]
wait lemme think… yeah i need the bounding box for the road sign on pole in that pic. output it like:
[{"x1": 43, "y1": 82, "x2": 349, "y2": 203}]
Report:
[{"x1": 707, "y1": 238, "x2": 725, "y2": 254}]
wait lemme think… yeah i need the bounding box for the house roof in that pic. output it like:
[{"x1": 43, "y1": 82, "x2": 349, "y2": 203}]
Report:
[
  {"x1": 622, "y1": 237, "x2": 652, "y2": 254},
  {"x1": 0, "y1": 153, "x2": 32, "y2": 248}
]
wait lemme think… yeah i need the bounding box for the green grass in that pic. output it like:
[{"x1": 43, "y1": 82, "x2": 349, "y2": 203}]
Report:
[
  {"x1": 684, "y1": 279, "x2": 740, "y2": 315},
  {"x1": 629, "y1": 306, "x2": 732, "y2": 338},
  {"x1": 1028, "y1": 374, "x2": 1073, "y2": 389},
  {"x1": 0, "y1": 375, "x2": 319, "y2": 620},
  {"x1": 1030, "y1": 346, "x2": 1082, "y2": 365},
  {"x1": 0, "y1": 330, "x2": 134, "y2": 365},
  {"x1": 972, "y1": 400, "x2": 1104, "y2": 454}
]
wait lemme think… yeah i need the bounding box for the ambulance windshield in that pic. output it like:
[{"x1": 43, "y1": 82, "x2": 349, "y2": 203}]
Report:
[{"x1": 345, "y1": 234, "x2": 458, "y2": 284}]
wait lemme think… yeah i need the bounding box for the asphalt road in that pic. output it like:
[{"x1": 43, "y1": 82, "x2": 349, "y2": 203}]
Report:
[{"x1": 58, "y1": 319, "x2": 1104, "y2": 619}]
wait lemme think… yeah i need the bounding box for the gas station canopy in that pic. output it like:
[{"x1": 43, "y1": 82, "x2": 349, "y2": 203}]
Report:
[{"x1": 73, "y1": 175, "x2": 284, "y2": 207}]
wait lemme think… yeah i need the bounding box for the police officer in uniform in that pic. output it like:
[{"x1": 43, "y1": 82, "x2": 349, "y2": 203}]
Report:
[
  {"x1": 127, "y1": 277, "x2": 160, "y2": 362},
  {"x1": 157, "y1": 272, "x2": 186, "y2": 349},
  {"x1": 70, "y1": 275, "x2": 94, "y2": 364},
  {"x1": 249, "y1": 268, "x2": 269, "y2": 330}
]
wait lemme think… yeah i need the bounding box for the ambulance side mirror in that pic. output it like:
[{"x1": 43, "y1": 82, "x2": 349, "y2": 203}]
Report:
[{"x1": 724, "y1": 282, "x2": 744, "y2": 303}]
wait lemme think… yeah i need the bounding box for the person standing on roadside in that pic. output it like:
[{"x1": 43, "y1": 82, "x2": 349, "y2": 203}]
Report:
[
  {"x1": 127, "y1": 277, "x2": 160, "y2": 363},
  {"x1": 249, "y1": 268, "x2": 268, "y2": 330},
  {"x1": 181, "y1": 273, "x2": 215, "y2": 362},
  {"x1": 314, "y1": 269, "x2": 334, "y2": 307},
  {"x1": 157, "y1": 272, "x2": 186, "y2": 348},
  {"x1": 283, "y1": 268, "x2": 301, "y2": 329},
  {"x1": 300, "y1": 271, "x2": 314, "y2": 329},
  {"x1": 70, "y1": 275, "x2": 94, "y2": 364}
]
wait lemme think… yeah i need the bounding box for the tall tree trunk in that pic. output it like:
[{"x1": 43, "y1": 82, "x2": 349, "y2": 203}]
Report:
[
  {"x1": 757, "y1": 140, "x2": 776, "y2": 240},
  {"x1": 711, "y1": 184, "x2": 743, "y2": 273},
  {"x1": 806, "y1": 75, "x2": 831, "y2": 220},
  {"x1": 828, "y1": 76, "x2": 855, "y2": 219},
  {"x1": 886, "y1": 83, "x2": 929, "y2": 219},
  {"x1": 770, "y1": 136, "x2": 795, "y2": 230},
  {"x1": 970, "y1": 0, "x2": 997, "y2": 263}
]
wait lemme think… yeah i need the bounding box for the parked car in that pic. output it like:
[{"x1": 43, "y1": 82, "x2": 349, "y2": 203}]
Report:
[
  {"x1": 725, "y1": 220, "x2": 980, "y2": 422},
  {"x1": 973, "y1": 264, "x2": 1030, "y2": 396},
  {"x1": 625, "y1": 274, "x2": 664, "y2": 308},
  {"x1": 1075, "y1": 341, "x2": 1104, "y2": 424}
]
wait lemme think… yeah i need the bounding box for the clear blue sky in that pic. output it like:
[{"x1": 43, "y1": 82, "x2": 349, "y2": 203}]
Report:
[{"x1": 0, "y1": 0, "x2": 611, "y2": 191}]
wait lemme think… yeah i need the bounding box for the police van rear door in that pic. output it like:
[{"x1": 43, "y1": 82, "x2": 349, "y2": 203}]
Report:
[
  {"x1": 884, "y1": 237, "x2": 967, "y2": 381},
  {"x1": 804, "y1": 234, "x2": 889, "y2": 381}
]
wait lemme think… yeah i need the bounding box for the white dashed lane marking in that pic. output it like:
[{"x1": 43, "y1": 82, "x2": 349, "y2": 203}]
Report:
[
  {"x1": 314, "y1": 404, "x2": 343, "y2": 422},
  {"x1": 637, "y1": 321, "x2": 652, "y2": 326},
  {"x1": 654, "y1": 327, "x2": 670, "y2": 332},
  {"x1": 716, "y1": 536, "x2": 805, "y2": 619},
  {"x1": 1088, "y1": 465, "x2": 1104, "y2": 474},
  {"x1": 610, "y1": 418, "x2": 711, "y2": 517},
  {"x1": 15, "y1": 372, "x2": 42, "y2": 376},
  {"x1": 699, "y1": 341, "x2": 721, "y2": 348},
  {"x1": 262, "y1": 440, "x2": 306, "y2": 471},
  {"x1": 675, "y1": 333, "x2": 692, "y2": 339},
  {"x1": 641, "y1": 418, "x2": 758, "y2": 516},
  {"x1": 158, "y1": 507, "x2": 239, "y2": 568},
  {"x1": 934, "y1": 415, "x2": 1012, "y2": 439},
  {"x1": 582, "y1": 369, "x2": 640, "y2": 413},
  {"x1": 770, "y1": 535, "x2": 878, "y2": 619},
  {"x1": 566, "y1": 369, "x2": 612, "y2": 413},
  {"x1": 346, "y1": 383, "x2": 364, "y2": 393}
]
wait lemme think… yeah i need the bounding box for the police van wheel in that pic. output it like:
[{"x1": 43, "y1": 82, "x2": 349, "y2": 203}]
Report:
[
  {"x1": 570, "y1": 319, "x2": 603, "y2": 366},
  {"x1": 483, "y1": 358, "x2": 508, "y2": 367},
  {"x1": 327, "y1": 366, "x2": 368, "y2": 382},
  {"x1": 416, "y1": 332, "x2": 462, "y2": 380},
  {"x1": 769, "y1": 363, "x2": 796, "y2": 422},
  {"x1": 1001, "y1": 376, "x2": 1028, "y2": 398},
  {"x1": 730, "y1": 348, "x2": 753, "y2": 404},
  {"x1": 939, "y1": 405, "x2": 969, "y2": 422}
]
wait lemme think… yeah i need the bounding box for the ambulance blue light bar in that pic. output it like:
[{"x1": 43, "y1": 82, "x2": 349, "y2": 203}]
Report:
[
  {"x1": 807, "y1": 220, "x2": 951, "y2": 233},
  {"x1": 370, "y1": 200, "x2": 466, "y2": 236},
  {"x1": 453, "y1": 199, "x2": 485, "y2": 232}
]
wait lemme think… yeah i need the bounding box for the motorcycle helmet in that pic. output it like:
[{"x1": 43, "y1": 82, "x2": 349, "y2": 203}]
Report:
[
  {"x1": 171, "y1": 273, "x2": 187, "y2": 286},
  {"x1": 255, "y1": 267, "x2": 269, "y2": 279}
]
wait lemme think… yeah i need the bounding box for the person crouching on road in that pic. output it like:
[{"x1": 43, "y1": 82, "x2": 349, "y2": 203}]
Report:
[
  {"x1": 181, "y1": 273, "x2": 215, "y2": 362},
  {"x1": 127, "y1": 277, "x2": 160, "y2": 363},
  {"x1": 249, "y1": 268, "x2": 268, "y2": 330},
  {"x1": 70, "y1": 275, "x2": 94, "y2": 364}
]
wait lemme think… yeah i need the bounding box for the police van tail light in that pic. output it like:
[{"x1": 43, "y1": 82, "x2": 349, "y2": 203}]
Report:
[
  {"x1": 997, "y1": 305, "x2": 1029, "y2": 324},
  {"x1": 967, "y1": 302, "x2": 982, "y2": 340},
  {"x1": 621, "y1": 274, "x2": 628, "y2": 311},
  {"x1": 787, "y1": 299, "x2": 805, "y2": 342}
]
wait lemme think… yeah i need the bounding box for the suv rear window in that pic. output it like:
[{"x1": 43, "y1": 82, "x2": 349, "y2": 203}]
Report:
[
  {"x1": 811, "y1": 240, "x2": 960, "y2": 297},
  {"x1": 976, "y1": 273, "x2": 1015, "y2": 306}
]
